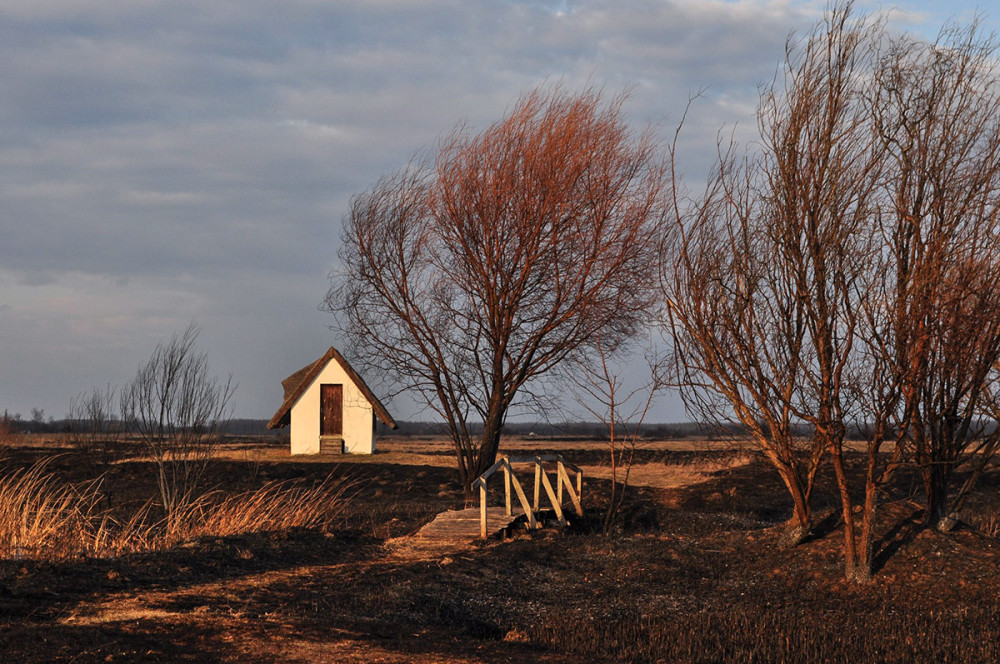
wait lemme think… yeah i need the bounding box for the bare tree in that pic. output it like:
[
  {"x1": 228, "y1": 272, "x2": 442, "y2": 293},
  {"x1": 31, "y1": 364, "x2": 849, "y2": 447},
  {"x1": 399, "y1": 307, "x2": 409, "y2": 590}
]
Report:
[
  {"x1": 120, "y1": 324, "x2": 235, "y2": 528},
  {"x1": 663, "y1": 1, "x2": 883, "y2": 547},
  {"x1": 571, "y1": 340, "x2": 665, "y2": 533},
  {"x1": 68, "y1": 384, "x2": 123, "y2": 505},
  {"x1": 329, "y1": 86, "x2": 666, "y2": 496},
  {"x1": 759, "y1": 3, "x2": 883, "y2": 578},
  {"x1": 668, "y1": 3, "x2": 1000, "y2": 582},
  {"x1": 869, "y1": 21, "x2": 1000, "y2": 532},
  {"x1": 666, "y1": 142, "x2": 835, "y2": 546}
]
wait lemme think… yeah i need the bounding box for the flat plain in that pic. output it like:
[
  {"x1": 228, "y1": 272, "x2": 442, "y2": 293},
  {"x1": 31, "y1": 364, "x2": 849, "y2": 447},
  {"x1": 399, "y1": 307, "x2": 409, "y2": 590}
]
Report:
[{"x1": 1, "y1": 433, "x2": 999, "y2": 663}]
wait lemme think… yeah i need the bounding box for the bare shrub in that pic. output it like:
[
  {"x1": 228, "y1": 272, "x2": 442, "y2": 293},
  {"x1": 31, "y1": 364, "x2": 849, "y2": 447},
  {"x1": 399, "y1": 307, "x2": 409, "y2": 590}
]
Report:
[
  {"x1": 571, "y1": 340, "x2": 664, "y2": 533},
  {"x1": 67, "y1": 385, "x2": 125, "y2": 506},
  {"x1": 0, "y1": 411, "x2": 20, "y2": 452},
  {"x1": 67, "y1": 384, "x2": 121, "y2": 457},
  {"x1": 120, "y1": 323, "x2": 235, "y2": 527}
]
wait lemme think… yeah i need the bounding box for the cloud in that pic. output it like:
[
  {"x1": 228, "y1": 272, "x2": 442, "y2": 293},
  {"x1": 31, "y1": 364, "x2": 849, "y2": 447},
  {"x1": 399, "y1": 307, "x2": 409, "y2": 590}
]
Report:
[{"x1": 0, "y1": 0, "x2": 987, "y2": 419}]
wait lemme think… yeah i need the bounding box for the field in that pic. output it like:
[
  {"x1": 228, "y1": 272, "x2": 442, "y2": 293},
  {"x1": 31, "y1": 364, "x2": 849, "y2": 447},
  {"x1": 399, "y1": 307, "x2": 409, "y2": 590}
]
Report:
[{"x1": 2, "y1": 434, "x2": 1000, "y2": 662}]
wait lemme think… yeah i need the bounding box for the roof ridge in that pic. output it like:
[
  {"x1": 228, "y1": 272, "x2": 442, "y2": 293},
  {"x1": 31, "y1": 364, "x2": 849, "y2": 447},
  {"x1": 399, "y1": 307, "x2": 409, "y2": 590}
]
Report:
[{"x1": 267, "y1": 347, "x2": 397, "y2": 430}]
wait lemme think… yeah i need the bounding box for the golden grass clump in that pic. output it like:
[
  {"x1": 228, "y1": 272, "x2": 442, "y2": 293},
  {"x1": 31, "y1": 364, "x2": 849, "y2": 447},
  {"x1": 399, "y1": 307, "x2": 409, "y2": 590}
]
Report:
[
  {"x1": 971, "y1": 513, "x2": 1000, "y2": 538},
  {"x1": 0, "y1": 460, "x2": 357, "y2": 561},
  {"x1": 0, "y1": 460, "x2": 97, "y2": 560},
  {"x1": 164, "y1": 472, "x2": 358, "y2": 543}
]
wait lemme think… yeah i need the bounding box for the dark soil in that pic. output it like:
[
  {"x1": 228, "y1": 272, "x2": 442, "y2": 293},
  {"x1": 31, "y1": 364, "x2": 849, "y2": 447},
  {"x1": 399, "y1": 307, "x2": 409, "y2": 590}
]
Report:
[{"x1": 1, "y1": 439, "x2": 999, "y2": 662}]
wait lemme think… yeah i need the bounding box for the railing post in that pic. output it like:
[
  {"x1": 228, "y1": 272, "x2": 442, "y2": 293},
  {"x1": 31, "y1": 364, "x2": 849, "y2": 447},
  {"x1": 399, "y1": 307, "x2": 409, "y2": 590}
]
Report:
[
  {"x1": 479, "y1": 479, "x2": 488, "y2": 539},
  {"x1": 557, "y1": 459, "x2": 564, "y2": 506},
  {"x1": 507, "y1": 469, "x2": 537, "y2": 529},
  {"x1": 576, "y1": 469, "x2": 582, "y2": 508},
  {"x1": 538, "y1": 464, "x2": 565, "y2": 526},
  {"x1": 557, "y1": 460, "x2": 584, "y2": 518},
  {"x1": 503, "y1": 458, "x2": 512, "y2": 517},
  {"x1": 533, "y1": 458, "x2": 541, "y2": 511}
]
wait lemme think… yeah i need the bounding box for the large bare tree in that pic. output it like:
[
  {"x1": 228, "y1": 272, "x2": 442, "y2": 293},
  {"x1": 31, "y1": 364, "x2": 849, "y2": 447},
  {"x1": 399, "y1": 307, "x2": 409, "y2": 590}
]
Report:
[
  {"x1": 664, "y1": 4, "x2": 881, "y2": 548},
  {"x1": 664, "y1": 156, "x2": 822, "y2": 545},
  {"x1": 668, "y1": 3, "x2": 1000, "y2": 582},
  {"x1": 764, "y1": 4, "x2": 884, "y2": 579},
  {"x1": 870, "y1": 22, "x2": 1000, "y2": 532},
  {"x1": 329, "y1": 87, "x2": 666, "y2": 495}
]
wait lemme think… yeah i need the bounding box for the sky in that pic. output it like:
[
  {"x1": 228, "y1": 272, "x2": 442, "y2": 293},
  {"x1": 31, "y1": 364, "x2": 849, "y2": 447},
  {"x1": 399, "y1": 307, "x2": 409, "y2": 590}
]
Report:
[{"x1": 0, "y1": 0, "x2": 994, "y2": 423}]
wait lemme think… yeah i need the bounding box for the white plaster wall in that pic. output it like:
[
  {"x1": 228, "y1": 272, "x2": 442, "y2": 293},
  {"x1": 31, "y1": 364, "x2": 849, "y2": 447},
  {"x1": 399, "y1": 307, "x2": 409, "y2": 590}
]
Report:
[{"x1": 289, "y1": 360, "x2": 376, "y2": 454}]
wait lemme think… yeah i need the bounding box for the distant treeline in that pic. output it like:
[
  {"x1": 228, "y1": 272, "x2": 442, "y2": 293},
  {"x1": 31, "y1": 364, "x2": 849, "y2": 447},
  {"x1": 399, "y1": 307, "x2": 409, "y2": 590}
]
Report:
[
  {"x1": 388, "y1": 420, "x2": 727, "y2": 440},
  {"x1": 1, "y1": 412, "x2": 284, "y2": 437},
  {"x1": 385, "y1": 419, "x2": 1000, "y2": 441},
  {"x1": 6, "y1": 410, "x2": 997, "y2": 442}
]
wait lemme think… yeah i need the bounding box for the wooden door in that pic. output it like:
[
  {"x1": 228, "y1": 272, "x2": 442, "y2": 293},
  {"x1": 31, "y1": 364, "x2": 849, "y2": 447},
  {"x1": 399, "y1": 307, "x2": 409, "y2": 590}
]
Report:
[{"x1": 320, "y1": 384, "x2": 343, "y2": 436}]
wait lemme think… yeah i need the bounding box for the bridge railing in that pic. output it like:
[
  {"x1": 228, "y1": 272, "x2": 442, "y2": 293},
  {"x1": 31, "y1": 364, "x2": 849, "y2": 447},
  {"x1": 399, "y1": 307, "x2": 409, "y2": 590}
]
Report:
[{"x1": 471, "y1": 454, "x2": 583, "y2": 538}]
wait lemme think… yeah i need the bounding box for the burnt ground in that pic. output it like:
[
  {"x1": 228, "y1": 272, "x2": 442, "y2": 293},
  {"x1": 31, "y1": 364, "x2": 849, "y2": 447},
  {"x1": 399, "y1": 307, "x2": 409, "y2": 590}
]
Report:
[{"x1": 1, "y1": 439, "x2": 1000, "y2": 662}]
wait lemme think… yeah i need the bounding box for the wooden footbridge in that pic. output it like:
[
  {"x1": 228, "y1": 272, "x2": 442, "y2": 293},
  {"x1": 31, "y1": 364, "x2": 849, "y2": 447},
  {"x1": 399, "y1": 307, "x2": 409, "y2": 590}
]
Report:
[{"x1": 411, "y1": 455, "x2": 583, "y2": 547}]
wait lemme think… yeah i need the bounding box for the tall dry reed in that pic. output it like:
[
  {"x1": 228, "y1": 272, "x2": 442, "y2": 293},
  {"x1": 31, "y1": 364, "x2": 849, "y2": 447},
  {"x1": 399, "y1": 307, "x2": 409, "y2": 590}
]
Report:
[
  {"x1": 167, "y1": 472, "x2": 357, "y2": 542},
  {"x1": 0, "y1": 460, "x2": 357, "y2": 560},
  {"x1": 0, "y1": 459, "x2": 97, "y2": 560}
]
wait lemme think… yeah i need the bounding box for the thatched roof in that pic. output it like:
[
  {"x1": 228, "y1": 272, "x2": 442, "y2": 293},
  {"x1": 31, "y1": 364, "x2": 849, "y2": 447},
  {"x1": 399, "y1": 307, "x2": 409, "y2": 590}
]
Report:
[{"x1": 266, "y1": 347, "x2": 397, "y2": 430}]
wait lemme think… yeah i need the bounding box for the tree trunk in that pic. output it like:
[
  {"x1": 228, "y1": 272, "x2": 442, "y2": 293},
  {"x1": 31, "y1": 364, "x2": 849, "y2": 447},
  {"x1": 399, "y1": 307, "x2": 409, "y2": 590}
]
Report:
[
  {"x1": 922, "y1": 464, "x2": 957, "y2": 531},
  {"x1": 475, "y1": 420, "x2": 504, "y2": 479},
  {"x1": 852, "y1": 473, "x2": 879, "y2": 585},
  {"x1": 772, "y1": 463, "x2": 812, "y2": 547},
  {"x1": 456, "y1": 445, "x2": 475, "y2": 502},
  {"x1": 828, "y1": 444, "x2": 858, "y2": 579},
  {"x1": 925, "y1": 479, "x2": 956, "y2": 532},
  {"x1": 459, "y1": 401, "x2": 507, "y2": 501}
]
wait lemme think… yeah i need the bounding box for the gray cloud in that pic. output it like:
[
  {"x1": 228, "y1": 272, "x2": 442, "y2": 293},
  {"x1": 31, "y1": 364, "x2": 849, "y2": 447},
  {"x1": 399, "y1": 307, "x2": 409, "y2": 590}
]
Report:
[{"x1": 0, "y1": 0, "x2": 988, "y2": 420}]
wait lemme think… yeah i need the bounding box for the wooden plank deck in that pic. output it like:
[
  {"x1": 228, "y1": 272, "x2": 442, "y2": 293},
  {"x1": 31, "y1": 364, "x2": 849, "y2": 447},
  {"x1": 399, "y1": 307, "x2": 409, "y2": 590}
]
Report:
[{"x1": 411, "y1": 507, "x2": 522, "y2": 546}]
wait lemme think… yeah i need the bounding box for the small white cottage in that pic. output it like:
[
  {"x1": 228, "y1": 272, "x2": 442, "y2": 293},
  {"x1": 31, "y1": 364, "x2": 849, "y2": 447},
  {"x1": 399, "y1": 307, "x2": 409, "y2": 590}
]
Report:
[{"x1": 267, "y1": 347, "x2": 397, "y2": 454}]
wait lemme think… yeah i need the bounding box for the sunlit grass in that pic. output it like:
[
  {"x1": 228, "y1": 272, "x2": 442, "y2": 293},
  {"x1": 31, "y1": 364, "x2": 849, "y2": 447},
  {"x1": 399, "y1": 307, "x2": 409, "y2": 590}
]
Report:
[
  {"x1": 0, "y1": 459, "x2": 97, "y2": 560},
  {"x1": 0, "y1": 459, "x2": 356, "y2": 560},
  {"x1": 167, "y1": 473, "x2": 357, "y2": 542}
]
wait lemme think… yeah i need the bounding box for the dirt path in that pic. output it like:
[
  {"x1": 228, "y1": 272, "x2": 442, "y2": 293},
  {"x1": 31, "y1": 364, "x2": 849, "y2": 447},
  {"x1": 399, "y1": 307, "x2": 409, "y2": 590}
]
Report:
[{"x1": 56, "y1": 540, "x2": 583, "y2": 664}]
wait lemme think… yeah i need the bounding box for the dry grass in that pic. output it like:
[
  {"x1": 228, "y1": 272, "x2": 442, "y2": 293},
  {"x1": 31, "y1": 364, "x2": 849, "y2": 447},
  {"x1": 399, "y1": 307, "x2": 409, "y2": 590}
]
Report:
[
  {"x1": 6, "y1": 435, "x2": 1000, "y2": 664},
  {"x1": 0, "y1": 458, "x2": 357, "y2": 561},
  {"x1": 580, "y1": 453, "x2": 752, "y2": 490},
  {"x1": 0, "y1": 459, "x2": 98, "y2": 560},
  {"x1": 969, "y1": 513, "x2": 1000, "y2": 538},
  {"x1": 0, "y1": 457, "x2": 172, "y2": 559},
  {"x1": 168, "y1": 472, "x2": 358, "y2": 541},
  {"x1": 377, "y1": 436, "x2": 737, "y2": 456}
]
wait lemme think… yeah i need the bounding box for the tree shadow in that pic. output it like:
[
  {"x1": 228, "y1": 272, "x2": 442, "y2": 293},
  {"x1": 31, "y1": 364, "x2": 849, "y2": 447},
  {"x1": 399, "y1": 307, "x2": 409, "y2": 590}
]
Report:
[
  {"x1": 872, "y1": 506, "x2": 925, "y2": 575},
  {"x1": 801, "y1": 508, "x2": 841, "y2": 543}
]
